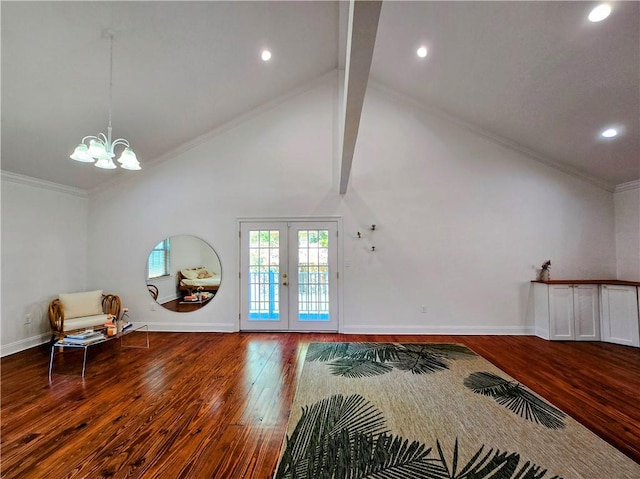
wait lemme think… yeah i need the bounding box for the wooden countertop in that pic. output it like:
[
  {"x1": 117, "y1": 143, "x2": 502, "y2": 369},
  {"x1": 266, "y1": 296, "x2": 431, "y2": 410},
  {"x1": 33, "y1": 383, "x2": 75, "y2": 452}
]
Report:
[{"x1": 532, "y1": 279, "x2": 640, "y2": 286}]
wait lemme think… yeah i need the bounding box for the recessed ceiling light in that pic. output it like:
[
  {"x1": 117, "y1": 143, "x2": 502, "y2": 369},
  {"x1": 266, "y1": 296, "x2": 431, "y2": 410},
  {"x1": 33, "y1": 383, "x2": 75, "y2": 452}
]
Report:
[
  {"x1": 261, "y1": 50, "x2": 272, "y2": 62},
  {"x1": 588, "y1": 4, "x2": 612, "y2": 22},
  {"x1": 601, "y1": 127, "x2": 618, "y2": 138},
  {"x1": 416, "y1": 46, "x2": 428, "y2": 58}
]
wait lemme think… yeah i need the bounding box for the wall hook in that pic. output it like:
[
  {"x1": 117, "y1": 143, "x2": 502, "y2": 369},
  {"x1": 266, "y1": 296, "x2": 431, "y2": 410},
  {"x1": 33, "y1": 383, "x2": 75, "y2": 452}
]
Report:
[
  {"x1": 357, "y1": 232, "x2": 361, "y2": 238},
  {"x1": 371, "y1": 246, "x2": 376, "y2": 252},
  {"x1": 370, "y1": 224, "x2": 376, "y2": 231}
]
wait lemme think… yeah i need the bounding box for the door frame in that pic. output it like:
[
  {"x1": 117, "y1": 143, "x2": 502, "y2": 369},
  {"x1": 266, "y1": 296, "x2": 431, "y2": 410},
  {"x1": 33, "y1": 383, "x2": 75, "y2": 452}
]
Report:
[{"x1": 237, "y1": 216, "x2": 343, "y2": 332}]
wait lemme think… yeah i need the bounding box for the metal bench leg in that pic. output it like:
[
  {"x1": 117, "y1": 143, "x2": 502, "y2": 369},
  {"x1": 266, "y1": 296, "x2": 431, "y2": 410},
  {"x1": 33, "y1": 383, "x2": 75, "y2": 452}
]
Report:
[
  {"x1": 48, "y1": 346, "x2": 55, "y2": 378},
  {"x1": 81, "y1": 347, "x2": 88, "y2": 377}
]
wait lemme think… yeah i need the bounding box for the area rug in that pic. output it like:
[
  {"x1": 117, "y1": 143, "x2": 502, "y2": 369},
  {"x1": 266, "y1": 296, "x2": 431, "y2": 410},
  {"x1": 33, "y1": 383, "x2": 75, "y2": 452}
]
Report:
[{"x1": 274, "y1": 343, "x2": 640, "y2": 479}]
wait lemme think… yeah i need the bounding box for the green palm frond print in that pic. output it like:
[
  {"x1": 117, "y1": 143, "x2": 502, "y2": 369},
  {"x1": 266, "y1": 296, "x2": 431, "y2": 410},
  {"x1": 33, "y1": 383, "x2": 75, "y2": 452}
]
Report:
[
  {"x1": 306, "y1": 343, "x2": 476, "y2": 378},
  {"x1": 274, "y1": 394, "x2": 563, "y2": 479},
  {"x1": 464, "y1": 372, "x2": 566, "y2": 429},
  {"x1": 327, "y1": 358, "x2": 394, "y2": 378}
]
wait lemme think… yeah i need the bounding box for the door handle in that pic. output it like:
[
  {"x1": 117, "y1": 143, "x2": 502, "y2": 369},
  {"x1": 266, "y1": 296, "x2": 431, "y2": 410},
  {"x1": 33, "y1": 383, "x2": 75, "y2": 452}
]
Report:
[{"x1": 282, "y1": 282, "x2": 289, "y2": 286}]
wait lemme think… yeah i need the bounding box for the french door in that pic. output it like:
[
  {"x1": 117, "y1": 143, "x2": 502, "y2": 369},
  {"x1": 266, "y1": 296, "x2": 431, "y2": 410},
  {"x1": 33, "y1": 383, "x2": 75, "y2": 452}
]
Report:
[{"x1": 239, "y1": 220, "x2": 339, "y2": 331}]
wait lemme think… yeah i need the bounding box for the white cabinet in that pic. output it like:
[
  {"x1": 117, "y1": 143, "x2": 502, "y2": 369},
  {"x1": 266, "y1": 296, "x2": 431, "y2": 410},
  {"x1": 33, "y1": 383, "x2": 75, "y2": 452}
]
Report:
[
  {"x1": 533, "y1": 283, "x2": 600, "y2": 341},
  {"x1": 547, "y1": 284, "x2": 574, "y2": 340},
  {"x1": 600, "y1": 285, "x2": 640, "y2": 347}
]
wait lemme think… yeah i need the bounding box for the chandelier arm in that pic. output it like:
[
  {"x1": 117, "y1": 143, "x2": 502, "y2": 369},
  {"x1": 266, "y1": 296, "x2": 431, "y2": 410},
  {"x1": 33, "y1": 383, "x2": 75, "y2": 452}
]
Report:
[
  {"x1": 110, "y1": 138, "x2": 131, "y2": 150},
  {"x1": 80, "y1": 135, "x2": 98, "y2": 144}
]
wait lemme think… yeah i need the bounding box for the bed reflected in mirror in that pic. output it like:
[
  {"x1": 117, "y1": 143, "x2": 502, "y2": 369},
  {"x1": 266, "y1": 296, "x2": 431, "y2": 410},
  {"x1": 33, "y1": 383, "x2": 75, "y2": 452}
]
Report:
[{"x1": 146, "y1": 235, "x2": 222, "y2": 312}]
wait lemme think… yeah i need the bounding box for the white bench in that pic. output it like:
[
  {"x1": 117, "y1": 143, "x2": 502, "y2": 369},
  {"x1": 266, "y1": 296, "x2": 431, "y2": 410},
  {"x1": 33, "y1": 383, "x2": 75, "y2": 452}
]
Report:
[{"x1": 48, "y1": 290, "x2": 121, "y2": 340}]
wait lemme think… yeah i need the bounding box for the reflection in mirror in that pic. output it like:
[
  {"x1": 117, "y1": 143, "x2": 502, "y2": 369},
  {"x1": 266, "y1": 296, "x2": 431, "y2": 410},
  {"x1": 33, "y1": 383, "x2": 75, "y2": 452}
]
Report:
[
  {"x1": 146, "y1": 235, "x2": 222, "y2": 312},
  {"x1": 147, "y1": 284, "x2": 159, "y2": 300}
]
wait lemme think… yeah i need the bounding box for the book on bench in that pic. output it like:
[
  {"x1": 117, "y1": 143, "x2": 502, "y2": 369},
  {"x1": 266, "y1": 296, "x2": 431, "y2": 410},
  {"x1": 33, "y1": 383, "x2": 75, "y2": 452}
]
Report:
[
  {"x1": 61, "y1": 330, "x2": 106, "y2": 345},
  {"x1": 65, "y1": 330, "x2": 103, "y2": 340}
]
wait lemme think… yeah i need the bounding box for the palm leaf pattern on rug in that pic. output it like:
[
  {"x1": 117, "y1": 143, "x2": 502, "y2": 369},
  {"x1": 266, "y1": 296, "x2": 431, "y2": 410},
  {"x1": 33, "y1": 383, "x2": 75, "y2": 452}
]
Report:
[
  {"x1": 274, "y1": 394, "x2": 563, "y2": 479},
  {"x1": 464, "y1": 372, "x2": 566, "y2": 429},
  {"x1": 306, "y1": 343, "x2": 476, "y2": 378}
]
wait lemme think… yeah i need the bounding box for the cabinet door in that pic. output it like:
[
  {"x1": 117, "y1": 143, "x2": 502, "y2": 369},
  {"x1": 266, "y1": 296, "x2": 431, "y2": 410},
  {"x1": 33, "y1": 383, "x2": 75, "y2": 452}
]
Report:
[
  {"x1": 601, "y1": 285, "x2": 640, "y2": 347},
  {"x1": 573, "y1": 285, "x2": 600, "y2": 340},
  {"x1": 549, "y1": 285, "x2": 575, "y2": 340}
]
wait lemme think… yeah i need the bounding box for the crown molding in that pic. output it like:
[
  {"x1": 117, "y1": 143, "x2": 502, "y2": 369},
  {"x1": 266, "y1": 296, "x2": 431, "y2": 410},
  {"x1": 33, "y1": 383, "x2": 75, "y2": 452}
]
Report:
[
  {"x1": 368, "y1": 80, "x2": 616, "y2": 193},
  {"x1": 1, "y1": 171, "x2": 88, "y2": 198},
  {"x1": 615, "y1": 180, "x2": 640, "y2": 193}
]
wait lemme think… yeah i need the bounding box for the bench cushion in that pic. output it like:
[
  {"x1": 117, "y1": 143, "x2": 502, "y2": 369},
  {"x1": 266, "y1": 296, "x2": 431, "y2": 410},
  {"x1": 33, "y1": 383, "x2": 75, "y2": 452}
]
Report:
[
  {"x1": 62, "y1": 314, "x2": 111, "y2": 332},
  {"x1": 59, "y1": 290, "x2": 103, "y2": 319}
]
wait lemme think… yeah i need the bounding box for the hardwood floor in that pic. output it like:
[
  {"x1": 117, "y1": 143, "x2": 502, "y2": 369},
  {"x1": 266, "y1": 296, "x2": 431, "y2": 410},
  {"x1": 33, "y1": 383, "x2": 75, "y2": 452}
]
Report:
[
  {"x1": 159, "y1": 296, "x2": 213, "y2": 312},
  {"x1": 1, "y1": 333, "x2": 639, "y2": 478}
]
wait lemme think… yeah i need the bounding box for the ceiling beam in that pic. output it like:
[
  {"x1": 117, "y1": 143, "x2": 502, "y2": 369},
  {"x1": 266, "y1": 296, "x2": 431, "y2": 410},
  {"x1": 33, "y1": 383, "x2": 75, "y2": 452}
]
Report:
[{"x1": 339, "y1": 0, "x2": 382, "y2": 194}]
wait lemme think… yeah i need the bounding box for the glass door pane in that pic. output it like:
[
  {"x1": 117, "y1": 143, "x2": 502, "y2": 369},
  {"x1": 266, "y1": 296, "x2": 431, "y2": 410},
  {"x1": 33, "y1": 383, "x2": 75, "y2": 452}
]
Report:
[
  {"x1": 240, "y1": 223, "x2": 288, "y2": 330},
  {"x1": 240, "y1": 220, "x2": 338, "y2": 332},
  {"x1": 297, "y1": 229, "x2": 330, "y2": 321},
  {"x1": 289, "y1": 222, "x2": 338, "y2": 331},
  {"x1": 248, "y1": 229, "x2": 280, "y2": 320}
]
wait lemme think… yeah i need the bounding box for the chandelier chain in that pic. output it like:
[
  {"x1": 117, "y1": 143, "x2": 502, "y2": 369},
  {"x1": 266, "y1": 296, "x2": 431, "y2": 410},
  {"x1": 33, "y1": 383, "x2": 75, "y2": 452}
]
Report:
[
  {"x1": 68, "y1": 30, "x2": 140, "y2": 170},
  {"x1": 108, "y1": 32, "x2": 114, "y2": 130}
]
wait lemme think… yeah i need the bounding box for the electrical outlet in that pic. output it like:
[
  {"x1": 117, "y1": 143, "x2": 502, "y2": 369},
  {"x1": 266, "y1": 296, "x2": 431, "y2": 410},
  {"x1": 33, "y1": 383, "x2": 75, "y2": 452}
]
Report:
[{"x1": 420, "y1": 305, "x2": 427, "y2": 314}]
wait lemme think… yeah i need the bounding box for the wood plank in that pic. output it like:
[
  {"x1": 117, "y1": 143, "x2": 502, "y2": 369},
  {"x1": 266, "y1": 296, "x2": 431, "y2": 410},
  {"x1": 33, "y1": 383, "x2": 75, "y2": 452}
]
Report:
[
  {"x1": 1, "y1": 333, "x2": 638, "y2": 478},
  {"x1": 532, "y1": 279, "x2": 640, "y2": 286}
]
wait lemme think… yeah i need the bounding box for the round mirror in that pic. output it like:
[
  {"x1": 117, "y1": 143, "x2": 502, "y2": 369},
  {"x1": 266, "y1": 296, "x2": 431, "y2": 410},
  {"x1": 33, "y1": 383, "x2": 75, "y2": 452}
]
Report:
[{"x1": 146, "y1": 235, "x2": 222, "y2": 312}]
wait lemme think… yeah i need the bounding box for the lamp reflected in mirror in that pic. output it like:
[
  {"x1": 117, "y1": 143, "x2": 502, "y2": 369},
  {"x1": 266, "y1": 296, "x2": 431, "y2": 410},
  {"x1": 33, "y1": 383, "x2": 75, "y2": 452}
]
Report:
[{"x1": 146, "y1": 235, "x2": 222, "y2": 312}]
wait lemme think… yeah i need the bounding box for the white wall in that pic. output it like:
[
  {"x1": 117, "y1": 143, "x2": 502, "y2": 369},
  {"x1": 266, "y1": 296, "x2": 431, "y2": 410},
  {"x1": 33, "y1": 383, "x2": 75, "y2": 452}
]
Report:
[
  {"x1": 169, "y1": 235, "x2": 220, "y2": 277},
  {"x1": 341, "y1": 85, "x2": 616, "y2": 333},
  {"x1": 1, "y1": 173, "x2": 88, "y2": 355},
  {"x1": 87, "y1": 75, "x2": 337, "y2": 331},
  {"x1": 85, "y1": 73, "x2": 617, "y2": 335},
  {"x1": 614, "y1": 182, "x2": 640, "y2": 281}
]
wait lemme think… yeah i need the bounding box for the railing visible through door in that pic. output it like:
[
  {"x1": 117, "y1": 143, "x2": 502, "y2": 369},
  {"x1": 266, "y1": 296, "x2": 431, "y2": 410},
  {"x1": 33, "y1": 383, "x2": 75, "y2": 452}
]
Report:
[{"x1": 249, "y1": 269, "x2": 329, "y2": 320}]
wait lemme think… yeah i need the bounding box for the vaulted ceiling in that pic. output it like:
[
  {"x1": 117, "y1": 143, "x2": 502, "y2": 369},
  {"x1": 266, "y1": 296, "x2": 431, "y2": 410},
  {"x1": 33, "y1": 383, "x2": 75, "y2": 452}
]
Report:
[{"x1": 2, "y1": 1, "x2": 638, "y2": 192}]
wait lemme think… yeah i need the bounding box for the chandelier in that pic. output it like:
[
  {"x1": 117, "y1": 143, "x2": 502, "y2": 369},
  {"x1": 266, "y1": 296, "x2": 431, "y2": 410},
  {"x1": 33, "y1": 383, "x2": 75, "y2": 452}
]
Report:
[{"x1": 70, "y1": 31, "x2": 140, "y2": 170}]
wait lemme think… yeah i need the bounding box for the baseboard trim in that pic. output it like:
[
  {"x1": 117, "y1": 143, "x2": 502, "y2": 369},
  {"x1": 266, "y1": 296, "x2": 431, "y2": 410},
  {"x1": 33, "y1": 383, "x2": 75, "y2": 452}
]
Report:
[
  {"x1": 1, "y1": 333, "x2": 51, "y2": 357},
  {"x1": 341, "y1": 325, "x2": 534, "y2": 335},
  {"x1": 157, "y1": 294, "x2": 179, "y2": 305},
  {"x1": 0, "y1": 325, "x2": 534, "y2": 356},
  {"x1": 139, "y1": 322, "x2": 237, "y2": 333},
  {"x1": 534, "y1": 328, "x2": 550, "y2": 340},
  {"x1": 0, "y1": 324, "x2": 237, "y2": 356}
]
